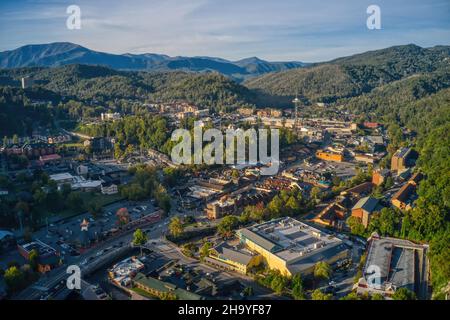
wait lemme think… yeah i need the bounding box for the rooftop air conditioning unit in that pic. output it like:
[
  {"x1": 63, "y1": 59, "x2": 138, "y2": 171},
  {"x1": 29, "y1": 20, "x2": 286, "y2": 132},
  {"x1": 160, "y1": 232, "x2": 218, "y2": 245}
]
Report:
[{"x1": 314, "y1": 242, "x2": 325, "y2": 249}]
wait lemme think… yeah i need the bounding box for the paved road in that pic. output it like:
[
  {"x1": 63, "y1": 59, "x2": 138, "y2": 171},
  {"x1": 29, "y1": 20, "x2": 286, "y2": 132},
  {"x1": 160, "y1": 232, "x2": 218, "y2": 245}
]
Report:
[
  {"x1": 15, "y1": 214, "x2": 163, "y2": 300},
  {"x1": 14, "y1": 194, "x2": 209, "y2": 300},
  {"x1": 143, "y1": 236, "x2": 286, "y2": 300},
  {"x1": 25, "y1": 199, "x2": 156, "y2": 266},
  {"x1": 11, "y1": 149, "x2": 348, "y2": 300}
]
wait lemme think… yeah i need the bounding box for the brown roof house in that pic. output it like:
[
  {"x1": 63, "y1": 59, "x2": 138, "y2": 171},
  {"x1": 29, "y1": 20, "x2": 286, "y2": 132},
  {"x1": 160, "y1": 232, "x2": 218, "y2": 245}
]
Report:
[
  {"x1": 351, "y1": 196, "x2": 383, "y2": 228},
  {"x1": 312, "y1": 198, "x2": 348, "y2": 230},
  {"x1": 341, "y1": 182, "x2": 374, "y2": 200},
  {"x1": 391, "y1": 173, "x2": 423, "y2": 211}
]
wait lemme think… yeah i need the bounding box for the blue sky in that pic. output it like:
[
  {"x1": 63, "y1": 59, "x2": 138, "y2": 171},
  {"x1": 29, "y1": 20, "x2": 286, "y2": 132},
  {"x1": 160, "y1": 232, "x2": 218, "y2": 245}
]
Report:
[{"x1": 0, "y1": 0, "x2": 449, "y2": 61}]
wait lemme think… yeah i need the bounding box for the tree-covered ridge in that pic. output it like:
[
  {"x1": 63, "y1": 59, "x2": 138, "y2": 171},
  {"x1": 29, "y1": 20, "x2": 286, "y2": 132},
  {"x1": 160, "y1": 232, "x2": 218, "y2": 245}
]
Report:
[
  {"x1": 0, "y1": 65, "x2": 257, "y2": 109},
  {"x1": 245, "y1": 44, "x2": 450, "y2": 104},
  {"x1": 0, "y1": 86, "x2": 60, "y2": 136},
  {"x1": 245, "y1": 64, "x2": 358, "y2": 103},
  {"x1": 138, "y1": 71, "x2": 257, "y2": 109},
  {"x1": 329, "y1": 44, "x2": 450, "y2": 70},
  {"x1": 340, "y1": 68, "x2": 450, "y2": 123}
]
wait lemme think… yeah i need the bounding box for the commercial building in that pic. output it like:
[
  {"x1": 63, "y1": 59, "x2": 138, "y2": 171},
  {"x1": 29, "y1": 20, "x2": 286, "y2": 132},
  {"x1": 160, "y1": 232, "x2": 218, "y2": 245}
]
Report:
[
  {"x1": 391, "y1": 147, "x2": 412, "y2": 173},
  {"x1": 256, "y1": 108, "x2": 283, "y2": 118},
  {"x1": 101, "y1": 182, "x2": 119, "y2": 195},
  {"x1": 132, "y1": 273, "x2": 203, "y2": 300},
  {"x1": 237, "y1": 108, "x2": 254, "y2": 117},
  {"x1": 341, "y1": 182, "x2": 374, "y2": 199},
  {"x1": 354, "y1": 154, "x2": 376, "y2": 164},
  {"x1": 101, "y1": 112, "x2": 121, "y2": 121},
  {"x1": 196, "y1": 178, "x2": 233, "y2": 192},
  {"x1": 49, "y1": 172, "x2": 75, "y2": 186},
  {"x1": 206, "y1": 188, "x2": 273, "y2": 220},
  {"x1": 17, "y1": 240, "x2": 59, "y2": 273},
  {"x1": 356, "y1": 233, "x2": 429, "y2": 299},
  {"x1": 283, "y1": 167, "x2": 332, "y2": 189},
  {"x1": 312, "y1": 200, "x2": 348, "y2": 229},
  {"x1": 76, "y1": 164, "x2": 89, "y2": 176},
  {"x1": 188, "y1": 185, "x2": 220, "y2": 200},
  {"x1": 179, "y1": 196, "x2": 200, "y2": 210},
  {"x1": 109, "y1": 256, "x2": 145, "y2": 287},
  {"x1": 205, "y1": 242, "x2": 262, "y2": 274},
  {"x1": 237, "y1": 217, "x2": 349, "y2": 276},
  {"x1": 39, "y1": 154, "x2": 62, "y2": 165},
  {"x1": 391, "y1": 173, "x2": 423, "y2": 211},
  {"x1": 206, "y1": 197, "x2": 236, "y2": 219},
  {"x1": 316, "y1": 150, "x2": 344, "y2": 162},
  {"x1": 351, "y1": 196, "x2": 383, "y2": 228},
  {"x1": 71, "y1": 177, "x2": 102, "y2": 192}
]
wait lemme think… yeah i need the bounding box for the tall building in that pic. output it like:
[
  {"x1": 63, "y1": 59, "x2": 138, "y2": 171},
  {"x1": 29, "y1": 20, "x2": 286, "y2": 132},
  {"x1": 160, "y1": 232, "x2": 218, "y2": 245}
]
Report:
[
  {"x1": 351, "y1": 196, "x2": 382, "y2": 228},
  {"x1": 391, "y1": 147, "x2": 412, "y2": 172}
]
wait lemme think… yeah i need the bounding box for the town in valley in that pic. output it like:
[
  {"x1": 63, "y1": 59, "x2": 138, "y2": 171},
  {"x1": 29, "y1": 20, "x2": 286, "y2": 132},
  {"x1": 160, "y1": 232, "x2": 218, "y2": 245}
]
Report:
[
  {"x1": 0, "y1": 1, "x2": 449, "y2": 303},
  {"x1": 0, "y1": 76, "x2": 445, "y2": 301}
]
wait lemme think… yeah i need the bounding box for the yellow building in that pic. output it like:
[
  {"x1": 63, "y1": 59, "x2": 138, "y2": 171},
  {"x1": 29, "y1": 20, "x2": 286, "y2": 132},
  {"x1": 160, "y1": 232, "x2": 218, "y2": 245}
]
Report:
[
  {"x1": 205, "y1": 243, "x2": 262, "y2": 274},
  {"x1": 237, "y1": 218, "x2": 349, "y2": 276},
  {"x1": 316, "y1": 150, "x2": 344, "y2": 162}
]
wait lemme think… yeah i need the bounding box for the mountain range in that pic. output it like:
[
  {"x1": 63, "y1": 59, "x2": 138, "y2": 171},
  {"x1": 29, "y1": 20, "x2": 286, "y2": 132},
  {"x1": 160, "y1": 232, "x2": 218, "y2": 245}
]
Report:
[
  {"x1": 0, "y1": 42, "x2": 306, "y2": 81},
  {"x1": 1, "y1": 43, "x2": 449, "y2": 108}
]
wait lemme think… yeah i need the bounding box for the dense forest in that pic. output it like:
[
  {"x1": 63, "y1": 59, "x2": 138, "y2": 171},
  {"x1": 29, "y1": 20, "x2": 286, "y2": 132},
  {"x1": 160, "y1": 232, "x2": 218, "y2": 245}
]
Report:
[
  {"x1": 0, "y1": 65, "x2": 257, "y2": 110},
  {"x1": 0, "y1": 87, "x2": 60, "y2": 136},
  {"x1": 245, "y1": 44, "x2": 450, "y2": 105},
  {"x1": 76, "y1": 114, "x2": 174, "y2": 158}
]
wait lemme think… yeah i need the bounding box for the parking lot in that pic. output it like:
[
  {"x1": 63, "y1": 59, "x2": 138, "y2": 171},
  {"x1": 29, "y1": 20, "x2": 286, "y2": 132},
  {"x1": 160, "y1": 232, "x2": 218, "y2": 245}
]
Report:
[{"x1": 0, "y1": 199, "x2": 157, "y2": 268}]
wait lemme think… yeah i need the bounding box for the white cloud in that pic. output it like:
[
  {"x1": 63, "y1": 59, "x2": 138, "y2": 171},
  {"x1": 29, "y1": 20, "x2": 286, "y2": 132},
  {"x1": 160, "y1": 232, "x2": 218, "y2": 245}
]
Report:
[{"x1": 0, "y1": 0, "x2": 449, "y2": 61}]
